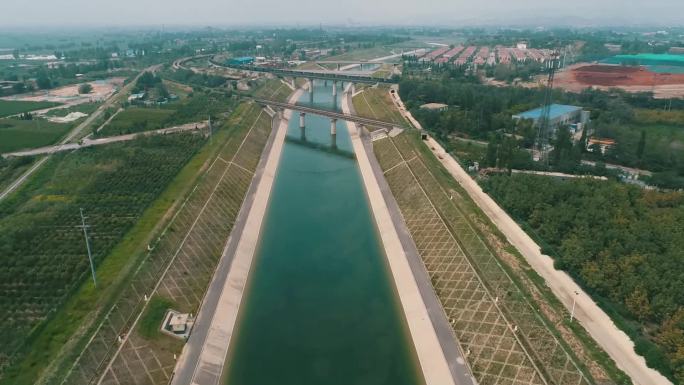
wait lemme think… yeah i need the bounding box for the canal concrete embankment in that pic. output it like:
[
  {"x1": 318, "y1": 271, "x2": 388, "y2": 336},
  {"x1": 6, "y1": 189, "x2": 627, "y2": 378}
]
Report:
[
  {"x1": 171, "y1": 89, "x2": 303, "y2": 385},
  {"x1": 341, "y1": 85, "x2": 474, "y2": 385}
]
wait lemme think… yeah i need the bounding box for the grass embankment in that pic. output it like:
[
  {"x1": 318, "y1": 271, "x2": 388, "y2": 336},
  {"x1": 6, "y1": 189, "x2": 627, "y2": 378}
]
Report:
[
  {"x1": 138, "y1": 297, "x2": 176, "y2": 340},
  {"x1": 252, "y1": 78, "x2": 293, "y2": 102},
  {"x1": 358, "y1": 86, "x2": 630, "y2": 384},
  {"x1": 351, "y1": 86, "x2": 407, "y2": 126},
  {"x1": 0, "y1": 99, "x2": 60, "y2": 118},
  {"x1": 404, "y1": 131, "x2": 632, "y2": 385},
  {"x1": 1, "y1": 104, "x2": 256, "y2": 385}
]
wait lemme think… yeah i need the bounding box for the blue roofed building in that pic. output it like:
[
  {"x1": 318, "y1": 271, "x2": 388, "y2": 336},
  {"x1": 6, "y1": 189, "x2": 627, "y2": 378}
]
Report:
[
  {"x1": 228, "y1": 56, "x2": 255, "y2": 66},
  {"x1": 513, "y1": 104, "x2": 589, "y2": 132}
]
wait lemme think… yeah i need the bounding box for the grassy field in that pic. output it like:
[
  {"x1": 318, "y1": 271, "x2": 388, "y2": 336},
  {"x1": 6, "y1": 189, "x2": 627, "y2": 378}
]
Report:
[
  {"x1": 98, "y1": 107, "x2": 176, "y2": 136},
  {"x1": 0, "y1": 99, "x2": 61, "y2": 118},
  {"x1": 351, "y1": 86, "x2": 407, "y2": 126},
  {"x1": 0, "y1": 118, "x2": 75, "y2": 153}
]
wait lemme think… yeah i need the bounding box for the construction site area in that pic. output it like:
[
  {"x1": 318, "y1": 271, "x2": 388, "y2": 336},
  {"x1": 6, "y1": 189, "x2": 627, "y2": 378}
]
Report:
[{"x1": 554, "y1": 63, "x2": 684, "y2": 98}]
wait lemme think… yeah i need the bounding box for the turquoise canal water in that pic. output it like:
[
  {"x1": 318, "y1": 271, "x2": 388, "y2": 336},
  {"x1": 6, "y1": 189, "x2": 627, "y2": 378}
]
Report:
[{"x1": 223, "y1": 81, "x2": 424, "y2": 385}]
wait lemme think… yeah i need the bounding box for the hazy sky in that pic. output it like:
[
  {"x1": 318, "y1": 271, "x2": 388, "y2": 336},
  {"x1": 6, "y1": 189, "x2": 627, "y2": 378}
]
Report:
[{"x1": 4, "y1": 0, "x2": 684, "y2": 27}]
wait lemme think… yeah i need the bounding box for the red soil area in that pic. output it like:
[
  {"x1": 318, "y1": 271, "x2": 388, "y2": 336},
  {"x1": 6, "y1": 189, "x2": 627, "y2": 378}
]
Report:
[{"x1": 572, "y1": 64, "x2": 684, "y2": 86}]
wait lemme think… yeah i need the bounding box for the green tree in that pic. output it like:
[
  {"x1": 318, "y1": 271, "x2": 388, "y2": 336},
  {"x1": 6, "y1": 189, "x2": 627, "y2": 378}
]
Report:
[
  {"x1": 36, "y1": 75, "x2": 52, "y2": 90},
  {"x1": 78, "y1": 83, "x2": 93, "y2": 94},
  {"x1": 637, "y1": 130, "x2": 646, "y2": 160}
]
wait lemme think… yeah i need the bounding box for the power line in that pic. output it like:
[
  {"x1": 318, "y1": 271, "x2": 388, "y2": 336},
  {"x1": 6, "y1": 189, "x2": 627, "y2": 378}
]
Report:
[{"x1": 77, "y1": 208, "x2": 97, "y2": 287}]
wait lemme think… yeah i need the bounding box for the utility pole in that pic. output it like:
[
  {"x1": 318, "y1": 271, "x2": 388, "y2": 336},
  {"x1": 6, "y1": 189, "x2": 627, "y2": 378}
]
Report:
[
  {"x1": 208, "y1": 115, "x2": 212, "y2": 144},
  {"x1": 78, "y1": 208, "x2": 97, "y2": 287},
  {"x1": 570, "y1": 290, "x2": 579, "y2": 322}
]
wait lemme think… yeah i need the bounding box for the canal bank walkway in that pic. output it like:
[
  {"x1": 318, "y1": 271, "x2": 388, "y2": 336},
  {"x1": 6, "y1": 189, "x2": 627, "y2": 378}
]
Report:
[
  {"x1": 170, "y1": 89, "x2": 303, "y2": 385},
  {"x1": 341, "y1": 85, "x2": 475, "y2": 385}
]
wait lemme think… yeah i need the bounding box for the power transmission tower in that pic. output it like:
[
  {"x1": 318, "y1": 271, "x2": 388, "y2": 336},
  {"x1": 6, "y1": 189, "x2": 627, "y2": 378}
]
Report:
[
  {"x1": 536, "y1": 50, "x2": 560, "y2": 165},
  {"x1": 77, "y1": 208, "x2": 97, "y2": 287},
  {"x1": 208, "y1": 115, "x2": 213, "y2": 144}
]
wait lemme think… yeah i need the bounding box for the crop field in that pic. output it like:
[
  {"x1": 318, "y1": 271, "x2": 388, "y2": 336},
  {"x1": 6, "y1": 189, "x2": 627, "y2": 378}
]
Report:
[
  {"x1": 0, "y1": 117, "x2": 76, "y2": 153},
  {"x1": 0, "y1": 99, "x2": 61, "y2": 118},
  {"x1": 0, "y1": 134, "x2": 205, "y2": 385},
  {"x1": 53, "y1": 103, "x2": 274, "y2": 385},
  {"x1": 373, "y1": 133, "x2": 593, "y2": 385}
]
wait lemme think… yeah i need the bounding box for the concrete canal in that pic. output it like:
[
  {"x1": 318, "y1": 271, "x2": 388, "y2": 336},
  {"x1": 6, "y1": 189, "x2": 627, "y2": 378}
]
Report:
[{"x1": 222, "y1": 81, "x2": 424, "y2": 385}]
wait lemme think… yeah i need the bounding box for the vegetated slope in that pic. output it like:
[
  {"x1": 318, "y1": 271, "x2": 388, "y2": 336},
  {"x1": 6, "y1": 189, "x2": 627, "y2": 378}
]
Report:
[
  {"x1": 0, "y1": 134, "x2": 204, "y2": 375},
  {"x1": 482, "y1": 174, "x2": 684, "y2": 383}
]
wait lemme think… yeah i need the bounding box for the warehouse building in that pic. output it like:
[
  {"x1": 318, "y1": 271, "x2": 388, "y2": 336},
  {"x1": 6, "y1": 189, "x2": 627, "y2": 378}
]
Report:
[{"x1": 513, "y1": 104, "x2": 589, "y2": 131}]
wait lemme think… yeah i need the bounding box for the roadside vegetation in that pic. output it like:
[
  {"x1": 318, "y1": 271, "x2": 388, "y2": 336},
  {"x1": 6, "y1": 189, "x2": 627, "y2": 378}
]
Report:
[{"x1": 0, "y1": 156, "x2": 37, "y2": 193}]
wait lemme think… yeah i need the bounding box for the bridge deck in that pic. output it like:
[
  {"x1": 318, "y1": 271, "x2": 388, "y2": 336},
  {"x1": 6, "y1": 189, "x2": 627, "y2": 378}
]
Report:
[
  {"x1": 213, "y1": 61, "x2": 397, "y2": 84},
  {"x1": 254, "y1": 98, "x2": 404, "y2": 130}
]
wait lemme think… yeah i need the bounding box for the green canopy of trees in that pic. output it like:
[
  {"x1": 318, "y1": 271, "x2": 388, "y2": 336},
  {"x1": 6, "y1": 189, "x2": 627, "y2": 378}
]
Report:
[{"x1": 483, "y1": 174, "x2": 684, "y2": 382}]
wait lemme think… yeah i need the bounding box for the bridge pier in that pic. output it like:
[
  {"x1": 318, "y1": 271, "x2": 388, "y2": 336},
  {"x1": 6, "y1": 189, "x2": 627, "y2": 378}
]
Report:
[
  {"x1": 309, "y1": 78, "x2": 314, "y2": 103},
  {"x1": 330, "y1": 118, "x2": 337, "y2": 148},
  {"x1": 337, "y1": 63, "x2": 341, "y2": 71},
  {"x1": 299, "y1": 112, "x2": 306, "y2": 129},
  {"x1": 332, "y1": 81, "x2": 337, "y2": 98},
  {"x1": 291, "y1": 77, "x2": 296, "y2": 89}
]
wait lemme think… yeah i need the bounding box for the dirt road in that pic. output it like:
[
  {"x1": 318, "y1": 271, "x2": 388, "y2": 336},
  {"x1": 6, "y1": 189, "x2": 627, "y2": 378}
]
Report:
[{"x1": 3, "y1": 121, "x2": 207, "y2": 158}]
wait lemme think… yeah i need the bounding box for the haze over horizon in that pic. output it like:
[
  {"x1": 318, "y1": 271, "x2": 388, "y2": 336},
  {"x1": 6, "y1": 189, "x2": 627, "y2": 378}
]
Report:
[{"x1": 4, "y1": 0, "x2": 684, "y2": 28}]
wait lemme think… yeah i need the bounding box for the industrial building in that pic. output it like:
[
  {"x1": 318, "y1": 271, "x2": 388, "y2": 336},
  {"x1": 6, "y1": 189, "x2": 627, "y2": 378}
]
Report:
[
  {"x1": 513, "y1": 104, "x2": 589, "y2": 131},
  {"x1": 229, "y1": 56, "x2": 255, "y2": 66}
]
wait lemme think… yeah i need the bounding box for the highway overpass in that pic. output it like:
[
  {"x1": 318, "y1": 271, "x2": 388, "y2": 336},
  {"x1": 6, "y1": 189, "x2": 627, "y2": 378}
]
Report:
[
  {"x1": 253, "y1": 98, "x2": 404, "y2": 131},
  {"x1": 211, "y1": 60, "x2": 397, "y2": 84}
]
